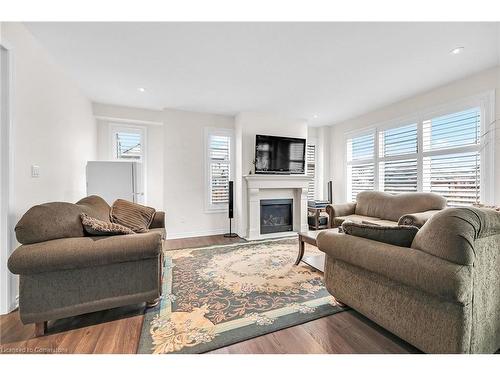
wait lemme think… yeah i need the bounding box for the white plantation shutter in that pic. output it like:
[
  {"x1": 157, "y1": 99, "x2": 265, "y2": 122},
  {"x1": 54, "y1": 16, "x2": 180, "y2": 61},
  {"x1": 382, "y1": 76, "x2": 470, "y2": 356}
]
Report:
[
  {"x1": 115, "y1": 131, "x2": 142, "y2": 160},
  {"x1": 423, "y1": 108, "x2": 480, "y2": 152},
  {"x1": 347, "y1": 163, "x2": 375, "y2": 201},
  {"x1": 208, "y1": 133, "x2": 231, "y2": 206},
  {"x1": 306, "y1": 144, "x2": 316, "y2": 200},
  {"x1": 345, "y1": 104, "x2": 487, "y2": 206},
  {"x1": 423, "y1": 152, "x2": 480, "y2": 206},
  {"x1": 378, "y1": 124, "x2": 418, "y2": 193},
  {"x1": 422, "y1": 108, "x2": 481, "y2": 206},
  {"x1": 347, "y1": 133, "x2": 375, "y2": 201},
  {"x1": 379, "y1": 159, "x2": 418, "y2": 193}
]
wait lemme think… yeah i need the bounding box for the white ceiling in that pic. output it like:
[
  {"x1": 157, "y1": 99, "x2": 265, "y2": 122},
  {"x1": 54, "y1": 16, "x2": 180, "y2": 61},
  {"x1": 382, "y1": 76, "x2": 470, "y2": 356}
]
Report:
[{"x1": 25, "y1": 22, "x2": 500, "y2": 126}]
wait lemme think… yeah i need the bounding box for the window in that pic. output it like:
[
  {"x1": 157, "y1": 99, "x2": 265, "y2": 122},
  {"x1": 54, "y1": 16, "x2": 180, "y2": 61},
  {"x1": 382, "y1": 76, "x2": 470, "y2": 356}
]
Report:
[
  {"x1": 345, "y1": 96, "x2": 493, "y2": 206},
  {"x1": 205, "y1": 128, "x2": 233, "y2": 211},
  {"x1": 111, "y1": 126, "x2": 144, "y2": 161},
  {"x1": 378, "y1": 123, "x2": 418, "y2": 194},
  {"x1": 306, "y1": 143, "x2": 316, "y2": 200},
  {"x1": 346, "y1": 133, "x2": 375, "y2": 201},
  {"x1": 422, "y1": 108, "x2": 481, "y2": 206}
]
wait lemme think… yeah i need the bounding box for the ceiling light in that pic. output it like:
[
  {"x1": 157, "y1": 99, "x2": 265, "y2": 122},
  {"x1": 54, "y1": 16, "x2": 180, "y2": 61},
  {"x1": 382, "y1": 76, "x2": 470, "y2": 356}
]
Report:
[
  {"x1": 313, "y1": 114, "x2": 319, "y2": 119},
  {"x1": 137, "y1": 87, "x2": 146, "y2": 92},
  {"x1": 450, "y1": 47, "x2": 465, "y2": 55}
]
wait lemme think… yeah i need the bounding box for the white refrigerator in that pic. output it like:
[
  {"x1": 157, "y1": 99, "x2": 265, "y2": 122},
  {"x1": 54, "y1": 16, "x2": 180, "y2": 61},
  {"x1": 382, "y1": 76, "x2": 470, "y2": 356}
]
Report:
[{"x1": 86, "y1": 161, "x2": 145, "y2": 205}]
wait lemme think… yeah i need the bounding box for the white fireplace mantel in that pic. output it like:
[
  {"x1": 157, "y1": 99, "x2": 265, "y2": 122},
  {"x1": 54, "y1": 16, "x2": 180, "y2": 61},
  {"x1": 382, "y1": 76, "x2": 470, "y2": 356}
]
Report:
[{"x1": 243, "y1": 174, "x2": 312, "y2": 240}]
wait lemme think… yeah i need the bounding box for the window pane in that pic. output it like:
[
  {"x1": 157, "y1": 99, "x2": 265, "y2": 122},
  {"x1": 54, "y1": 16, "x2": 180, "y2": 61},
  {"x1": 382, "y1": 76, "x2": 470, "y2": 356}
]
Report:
[
  {"x1": 348, "y1": 133, "x2": 374, "y2": 162},
  {"x1": 379, "y1": 123, "x2": 417, "y2": 157},
  {"x1": 209, "y1": 134, "x2": 231, "y2": 205},
  {"x1": 210, "y1": 161, "x2": 230, "y2": 204},
  {"x1": 307, "y1": 144, "x2": 316, "y2": 200},
  {"x1": 423, "y1": 151, "x2": 480, "y2": 206},
  {"x1": 209, "y1": 135, "x2": 230, "y2": 161},
  {"x1": 379, "y1": 158, "x2": 418, "y2": 194},
  {"x1": 423, "y1": 108, "x2": 480, "y2": 151},
  {"x1": 348, "y1": 162, "x2": 374, "y2": 201},
  {"x1": 115, "y1": 132, "x2": 142, "y2": 160}
]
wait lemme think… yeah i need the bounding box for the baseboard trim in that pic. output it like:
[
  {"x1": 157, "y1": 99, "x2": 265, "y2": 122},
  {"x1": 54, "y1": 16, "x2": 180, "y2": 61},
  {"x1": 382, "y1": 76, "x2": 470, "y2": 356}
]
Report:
[{"x1": 166, "y1": 228, "x2": 229, "y2": 240}]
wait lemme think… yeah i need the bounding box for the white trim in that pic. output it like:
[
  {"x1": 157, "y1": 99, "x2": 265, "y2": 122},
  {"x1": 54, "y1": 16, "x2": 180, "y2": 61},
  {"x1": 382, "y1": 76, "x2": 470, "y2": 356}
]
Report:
[
  {"x1": 166, "y1": 228, "x2": 229, "y2": 240},
  {"x1": 203, "y1": 127, "x2": 234, "y2": 213},
  {"x1": 0, "y1": 43, "x2": 15, "y2": 314},
  {"x1": 343, "y1": 91, "x2": 495, "y2": 203},
  {"x1": 95, "y1": 115, "x2": 163, "y2": 127}
]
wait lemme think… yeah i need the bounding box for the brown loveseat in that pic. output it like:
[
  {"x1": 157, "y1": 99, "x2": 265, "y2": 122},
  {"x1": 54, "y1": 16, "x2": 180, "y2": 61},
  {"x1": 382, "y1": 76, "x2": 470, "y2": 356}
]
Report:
[
  {"x1": 8, "y1": 195, "x2": 164, "y2": 336},
  {"x1": 317, "y1": 207, "x2": 500, "y2": 353},
  {"x1": 326, "y1": 191, "x2": 447, "y2": 228}
]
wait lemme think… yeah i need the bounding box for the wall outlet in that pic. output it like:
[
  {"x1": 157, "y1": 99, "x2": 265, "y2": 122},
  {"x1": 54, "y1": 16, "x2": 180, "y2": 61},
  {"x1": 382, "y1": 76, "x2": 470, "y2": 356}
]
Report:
[{"x1": 31, "y1": 165, "x2": 40, "y2": 178}]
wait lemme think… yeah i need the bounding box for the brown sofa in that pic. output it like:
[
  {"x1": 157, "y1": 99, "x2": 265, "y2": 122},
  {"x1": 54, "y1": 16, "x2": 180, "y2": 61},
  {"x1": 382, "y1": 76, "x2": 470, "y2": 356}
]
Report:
[
  {"x1": 317, "y1": 207, "x2": 500, "y2": 353},
  {"x1": 326, "y1": 191, "x2": 447, "y2": 228},
  {"x1": 8, "y1": 195, "x2": 165, "y2": 336}
]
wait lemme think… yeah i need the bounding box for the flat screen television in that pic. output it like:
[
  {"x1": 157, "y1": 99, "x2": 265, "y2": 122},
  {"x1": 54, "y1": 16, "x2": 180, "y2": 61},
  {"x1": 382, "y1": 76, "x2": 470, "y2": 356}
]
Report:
[{"x1": 254, "y1": 135, "x2": 306, "y2": 174}]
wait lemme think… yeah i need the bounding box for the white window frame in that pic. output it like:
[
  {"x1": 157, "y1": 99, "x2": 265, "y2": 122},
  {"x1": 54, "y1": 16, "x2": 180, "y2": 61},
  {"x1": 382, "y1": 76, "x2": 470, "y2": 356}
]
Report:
[
  {"x1": 204, "y1": 127, "x2": 235, "y2": 213},
  {"x1": 109, "y1": 124, "x2": 146, "y2": 162},
  {"x1": 344, "y1": 91, "x2": 495, "y2": 204},
  {"x1": 109, "y1": 123, "x2": 148, "y2": 204}
]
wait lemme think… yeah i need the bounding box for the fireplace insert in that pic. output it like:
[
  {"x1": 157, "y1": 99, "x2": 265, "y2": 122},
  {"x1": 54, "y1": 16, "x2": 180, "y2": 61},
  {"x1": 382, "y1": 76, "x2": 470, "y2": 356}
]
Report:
[{"x1": 260, "y1": 199, "x2": 293, "y2": 234}]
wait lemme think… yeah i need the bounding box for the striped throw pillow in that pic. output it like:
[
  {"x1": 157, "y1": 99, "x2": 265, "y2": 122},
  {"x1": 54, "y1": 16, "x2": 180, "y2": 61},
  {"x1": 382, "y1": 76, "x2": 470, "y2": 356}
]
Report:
[
  {"x1": 110, "y1": 199, "x2": 156, "y2": 233},
  {"x1": 80, "y1": 213, "x2": 134, "y2": 236}
]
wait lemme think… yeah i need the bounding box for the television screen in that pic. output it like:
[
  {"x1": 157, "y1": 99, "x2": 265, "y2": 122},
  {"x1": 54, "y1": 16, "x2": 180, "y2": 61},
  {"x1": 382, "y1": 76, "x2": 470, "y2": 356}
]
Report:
[{"x1": 255, "y1": 135, "x2": 306, "y2": 174}]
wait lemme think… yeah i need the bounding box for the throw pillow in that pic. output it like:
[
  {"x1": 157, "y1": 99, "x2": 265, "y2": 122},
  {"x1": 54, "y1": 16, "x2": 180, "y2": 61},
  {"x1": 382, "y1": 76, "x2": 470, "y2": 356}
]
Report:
[
  {"x1": 110, "y1": 199, "x2": 156, "y2": 233},
  {"x1": 341, "y1": 221, "x2": 419, "y2": 248},
  {"x1": 80, "y1": 213, "x2": 134, "y2": 236}
]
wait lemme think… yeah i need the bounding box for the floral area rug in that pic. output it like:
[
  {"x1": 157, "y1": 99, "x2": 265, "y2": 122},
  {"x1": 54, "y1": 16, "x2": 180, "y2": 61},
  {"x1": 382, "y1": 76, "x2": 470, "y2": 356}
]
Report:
[{"x1": 137, "y1": 238, "x2": 346, "y2": 354}]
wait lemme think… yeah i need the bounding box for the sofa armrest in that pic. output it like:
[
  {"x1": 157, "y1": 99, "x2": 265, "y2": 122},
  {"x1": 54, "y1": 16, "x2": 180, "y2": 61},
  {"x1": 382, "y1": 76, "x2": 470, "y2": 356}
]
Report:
[
  {"x1": 398, "y1": 210, "x2": 441, "y2": 228},
  {"x1": 150, "y1": 211, "x2": 165, "y2": 229},
  {"x1": 325, "y1": 203, "x2": 356, "y2": 228},
  {"x1": 316, "y1": 231, "x2": 472, "y2": 304},
  {"x1": 8, "y1": 232, "x2": 162, "y2": 275}
]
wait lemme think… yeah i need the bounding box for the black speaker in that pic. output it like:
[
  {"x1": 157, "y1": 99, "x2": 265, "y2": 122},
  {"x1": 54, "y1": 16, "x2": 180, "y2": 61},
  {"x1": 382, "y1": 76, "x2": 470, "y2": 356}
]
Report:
[
  {"x1": 228, "y1": 181, "x2": 234, "y2": 219},
  {"x1": 327, "y1": 181, "x2": 333, "y2": 203},
  {"x1": 224, "y1": 181, "x2": 237, "y2": 237}
]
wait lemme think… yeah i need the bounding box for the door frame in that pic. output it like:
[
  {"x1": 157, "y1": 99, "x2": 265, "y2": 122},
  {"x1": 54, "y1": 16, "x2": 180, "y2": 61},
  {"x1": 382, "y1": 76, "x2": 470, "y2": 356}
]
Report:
[{"x1": 0, "y1": 42, "x2": 15, "y2": 314}]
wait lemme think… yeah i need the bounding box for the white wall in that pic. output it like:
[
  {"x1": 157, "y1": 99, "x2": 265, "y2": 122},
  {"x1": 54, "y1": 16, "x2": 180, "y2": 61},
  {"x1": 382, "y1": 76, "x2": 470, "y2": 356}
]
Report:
[
  {"x1": 93, "y1": 103, "x2": 235, "y2": 239},
  {"x1": 1, "y1": 23, "x2": 97, "y2": 313},
  {"x1": 328, "y1": 66, "x2": 500, "y2": 204},
  {"x1": 92, "y1": 103, "x2": 165, "y2": 210},
  {"x1": 234, "y1": 112, "x2": 308, "y2": 237},
  {"x1": 163, "y1": 109, "x2": 234, "y2": 238}
]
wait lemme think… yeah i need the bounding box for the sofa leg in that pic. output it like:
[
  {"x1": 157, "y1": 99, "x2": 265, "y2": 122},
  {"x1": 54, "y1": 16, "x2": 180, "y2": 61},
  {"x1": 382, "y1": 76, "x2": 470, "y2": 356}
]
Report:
[
  {"x1": 146, "y1": 298, "x2": 160, "y2": 308},
  {"x1": 34, "y1": 321, "x2": 47, "y2": 337}
]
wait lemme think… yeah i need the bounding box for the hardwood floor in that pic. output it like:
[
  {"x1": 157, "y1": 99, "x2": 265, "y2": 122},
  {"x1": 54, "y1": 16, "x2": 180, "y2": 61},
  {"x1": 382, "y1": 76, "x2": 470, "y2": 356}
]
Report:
[{"x1": 0, "y1": 234, "x2": 420, "y2": 354}]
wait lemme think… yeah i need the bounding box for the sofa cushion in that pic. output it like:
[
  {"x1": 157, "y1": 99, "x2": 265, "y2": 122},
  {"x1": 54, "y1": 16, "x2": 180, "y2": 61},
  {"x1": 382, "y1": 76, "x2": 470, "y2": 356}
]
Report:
[
  {"x1": 317, "y1": 231, "x2": 472, "y2": 304},
  {"x1": 110, "y1": 199, "x2": 156, "y2": 233},
  {"x1": 15, "y1": 202, "x2": 85, "y2": 245},
  {"x1": 361, "y1": 218, "x2": 399, "y2": 227},
  {"x1": 355, "y1": 191, "x2": 447, "y2": 222},
  {"x1": 8, "y1": 231, "x2": 162, "y2": 275},
  {"x1": 411, "y1": 207, "x2": 500, "y2": 265},
  {"x1": 334, "y1": 214, "x2": 378, "y2": 227},
  {"x1": 80, "y1": 213, "x2": 134, "y2": 236},
  {"x1": 342, "y1": 221, "x2": 419, "y2": 248},
  {"x1": 76, "y1": 195, "x2": 111, "y2": 223}
]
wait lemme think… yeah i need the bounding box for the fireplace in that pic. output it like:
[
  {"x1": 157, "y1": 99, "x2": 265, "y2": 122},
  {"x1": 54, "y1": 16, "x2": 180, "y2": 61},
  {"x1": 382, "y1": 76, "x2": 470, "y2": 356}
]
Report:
[{"x1": 260, "y1": 199, "x2": 293, "y2": 234}]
